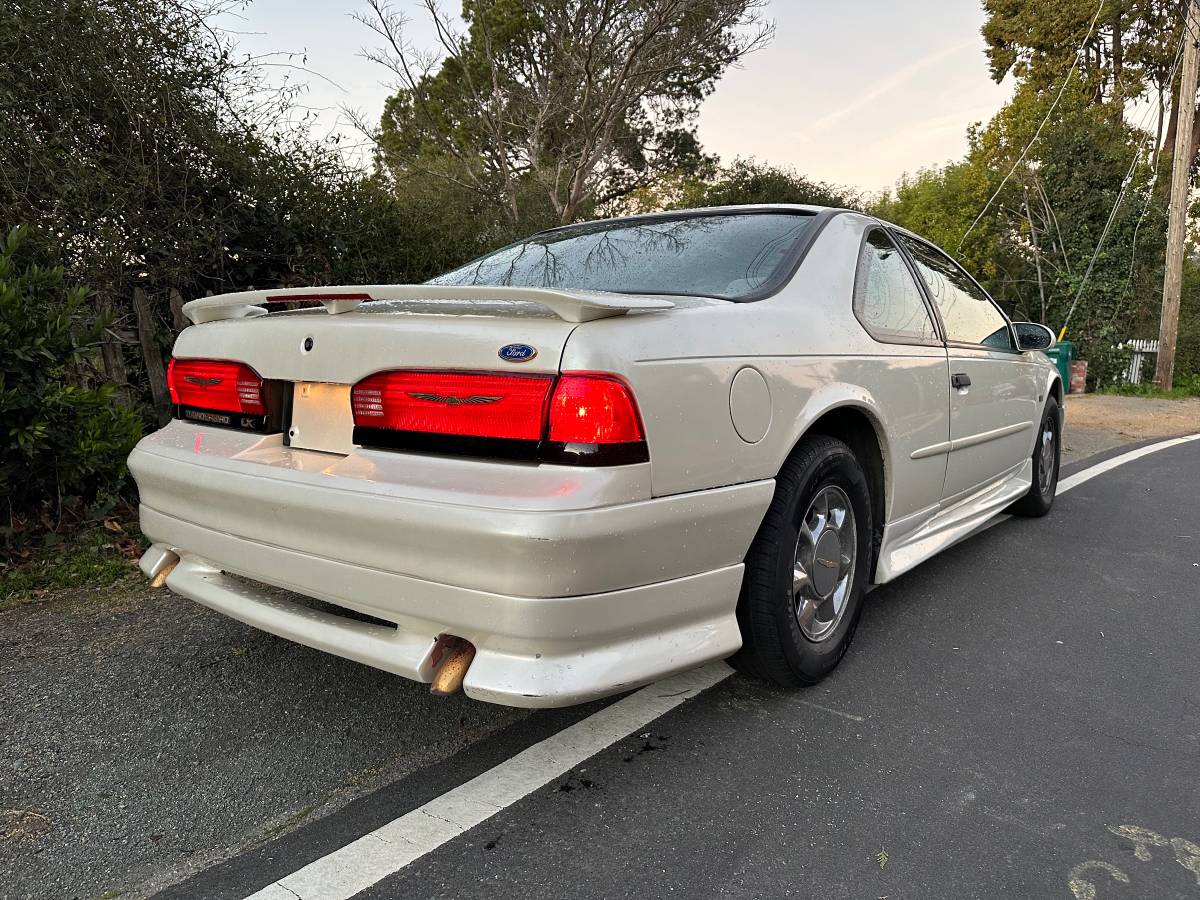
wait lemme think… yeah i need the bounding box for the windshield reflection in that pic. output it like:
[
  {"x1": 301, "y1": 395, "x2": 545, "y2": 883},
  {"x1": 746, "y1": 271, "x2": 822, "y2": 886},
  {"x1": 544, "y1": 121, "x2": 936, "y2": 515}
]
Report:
[{"x1": 431, "y1": 213, "x2": 814, "y2": 300}]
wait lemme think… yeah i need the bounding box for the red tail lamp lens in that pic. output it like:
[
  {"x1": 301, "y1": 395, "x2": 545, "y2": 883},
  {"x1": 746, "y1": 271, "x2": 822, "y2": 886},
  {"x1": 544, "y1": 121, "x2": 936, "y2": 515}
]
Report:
[
  {"x1": 547, "y1": 375, "x2": 644, "y2": 444},
  {"x1": 351, "y1": 371, "x2": 554, "y2": 441},
  {"x1": 168, "y1": 358, "x2": 265, "y2": 415}
]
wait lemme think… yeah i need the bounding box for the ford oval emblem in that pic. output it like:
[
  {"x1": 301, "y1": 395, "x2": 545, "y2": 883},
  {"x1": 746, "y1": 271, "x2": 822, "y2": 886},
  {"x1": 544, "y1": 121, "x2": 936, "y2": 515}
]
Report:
[{"x1": 498, "y1": 343, "x2": 537, "y2": 363}]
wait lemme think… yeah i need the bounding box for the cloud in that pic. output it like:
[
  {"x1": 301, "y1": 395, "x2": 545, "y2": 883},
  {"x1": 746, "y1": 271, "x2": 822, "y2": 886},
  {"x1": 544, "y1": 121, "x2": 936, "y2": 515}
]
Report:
[
  {"x1": 807, "y1": 37, "x2": 979, "y2": 133},
  {"x1": 816, "y1": 105, "x2": 1002, "y2": 192}
]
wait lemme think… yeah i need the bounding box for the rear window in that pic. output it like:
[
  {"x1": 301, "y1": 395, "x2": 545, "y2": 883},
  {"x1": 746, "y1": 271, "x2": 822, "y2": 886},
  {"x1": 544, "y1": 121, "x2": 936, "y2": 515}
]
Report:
[{"x1": 430, "y1": 212, "x2": 815, "y2": 300}]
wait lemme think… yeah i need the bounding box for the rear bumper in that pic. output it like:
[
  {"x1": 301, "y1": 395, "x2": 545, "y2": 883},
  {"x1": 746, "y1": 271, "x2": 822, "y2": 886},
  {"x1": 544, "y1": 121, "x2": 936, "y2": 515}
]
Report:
[
  {"x1": 139, "y1": 538, "x2": 744, "y2": 707},
  {"x1": 129, "y1": 424, "x2": 772, "y2": 598},
  {"x1": 129, "y1": 423, "x2": 773, "y2": 706}
]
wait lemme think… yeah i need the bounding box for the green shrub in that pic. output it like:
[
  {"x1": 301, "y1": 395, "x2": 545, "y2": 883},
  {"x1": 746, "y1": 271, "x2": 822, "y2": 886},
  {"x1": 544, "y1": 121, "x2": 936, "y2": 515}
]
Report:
[
  {"x1": 0, "y1": 522, "x2": 141, "y2": 610},
  {"x1": 0, "y1": 226, "x2": 143, "y2": 538},
  {"x1": 1098, "y1": 372, "x2": 1200, "y2": 399}
]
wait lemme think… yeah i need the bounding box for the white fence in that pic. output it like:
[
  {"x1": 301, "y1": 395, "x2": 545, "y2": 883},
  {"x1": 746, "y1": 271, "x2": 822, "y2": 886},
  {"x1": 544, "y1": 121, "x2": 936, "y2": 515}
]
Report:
[{"x1": 1119, "y1": 339, "x2": 1159, "y2": 384}]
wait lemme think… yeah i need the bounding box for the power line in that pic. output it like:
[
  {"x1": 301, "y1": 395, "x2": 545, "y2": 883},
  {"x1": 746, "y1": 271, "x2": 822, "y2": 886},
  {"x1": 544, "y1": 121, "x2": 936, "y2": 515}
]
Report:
[
  {"x1": 1123, "y1": 29, "x2": 1187, "y2": 292},
  {"x1": 1057, "y1": 146, "x2": 1143, "y2": 338},
  {"x1": 1067, "y1": 18, "x2": 1190, "y2": 336},
  {"x1": 955, "y1": 0, "x2": 1106, "y2": 257},
  {"x1": 1058, "y1": 30, "x2": 1188, "y2": 335}
]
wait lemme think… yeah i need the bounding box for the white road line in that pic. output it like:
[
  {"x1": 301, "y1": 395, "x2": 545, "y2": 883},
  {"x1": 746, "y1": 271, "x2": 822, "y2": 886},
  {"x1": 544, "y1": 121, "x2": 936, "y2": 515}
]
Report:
[
  {"x1": 245, "y1": 432, "x2": 1200, "y2": 900},
  {"x1": 1057, "y1": 433, "x2": 1200, "y2": 495},
  {"x1": 961, "y1": 433, "x2": 1200, "y2": 542},
  {"x1": 246, "y1": 662, "x2": 733, "y2": 900}
]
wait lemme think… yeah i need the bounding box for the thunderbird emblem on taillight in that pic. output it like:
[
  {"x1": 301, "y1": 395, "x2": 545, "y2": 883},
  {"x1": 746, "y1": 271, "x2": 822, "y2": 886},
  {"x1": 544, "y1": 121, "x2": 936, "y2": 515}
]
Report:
[
  {"x1": 185, "y1": 375, "x2": 223, "y2": 386},
  {"x1": 407, "y1": 392, "x2": 501, "y2": 406}
]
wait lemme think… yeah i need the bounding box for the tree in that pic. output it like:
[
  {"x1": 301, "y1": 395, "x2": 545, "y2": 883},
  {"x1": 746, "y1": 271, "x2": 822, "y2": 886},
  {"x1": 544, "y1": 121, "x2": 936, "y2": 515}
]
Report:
[
  {"x1": 872, "y1": 157, "x2": 1004, "y2": 296},
  {"x1": 363, "y1": 0, "x2": 773, "y2": 226},
  {"x1": 1013, "y1": 88, "x2": 1168, "y2": 378},
  {"x1": 0, "y1": 227, "x2": 142, "y2": 533},
  {"x1": 1177, "y1": 259, "x2": 1200, "y2": 377},
  {"x1": 874, "y1": 80, "x2": 1171, "y2": 385},
  {"x1": 0, "y1": 0, "x2": 424, "y2": 422},
  {"x1": 982, "y1": 0, "x2": 1190, "y2": 156},
  {"x1": 621, "y1": 158, "x2": 858, "y2": 214}
]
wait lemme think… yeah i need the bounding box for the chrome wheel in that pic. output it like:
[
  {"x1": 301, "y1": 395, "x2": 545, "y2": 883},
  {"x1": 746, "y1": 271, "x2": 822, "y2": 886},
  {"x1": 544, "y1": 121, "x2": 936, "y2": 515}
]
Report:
[
  {"x1": 1038, "y1": 417, "x2": 1057, "y2": 499},
  {"x1": 792, "y1": 485, "x2": 858, "y2": 643}
]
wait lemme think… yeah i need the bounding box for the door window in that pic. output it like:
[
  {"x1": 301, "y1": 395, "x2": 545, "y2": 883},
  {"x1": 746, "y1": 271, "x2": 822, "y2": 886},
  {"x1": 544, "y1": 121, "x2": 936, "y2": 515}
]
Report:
[
  {"x1": 853, "y1": 229, "x2": 940, "y2": 344},
  {"x1": 898, "y1": 236, "x2": 1016, "y2": 351}
]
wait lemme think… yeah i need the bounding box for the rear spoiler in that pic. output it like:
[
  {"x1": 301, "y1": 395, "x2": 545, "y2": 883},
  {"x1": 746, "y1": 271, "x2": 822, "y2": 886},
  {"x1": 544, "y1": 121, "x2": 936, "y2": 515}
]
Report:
[{"x1": 182, "y1": 285, "x2": 674, "y2": 325}]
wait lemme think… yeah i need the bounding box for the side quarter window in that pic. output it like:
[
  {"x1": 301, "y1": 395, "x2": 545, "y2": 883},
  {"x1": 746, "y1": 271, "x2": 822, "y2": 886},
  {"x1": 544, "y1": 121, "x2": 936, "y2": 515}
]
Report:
[
  {"x1": 897, "y1": 235, "x2": 1017, "y2": 352},
  {"x1": 853, "y1": 229, "x2": 940, "y2": 345}
]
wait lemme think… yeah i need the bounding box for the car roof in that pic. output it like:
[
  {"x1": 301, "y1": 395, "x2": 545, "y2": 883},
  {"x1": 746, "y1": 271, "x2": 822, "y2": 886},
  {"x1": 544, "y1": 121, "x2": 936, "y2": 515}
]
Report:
[{"x1": 529, "y1": 204, "x2": 850, "y2": 240}]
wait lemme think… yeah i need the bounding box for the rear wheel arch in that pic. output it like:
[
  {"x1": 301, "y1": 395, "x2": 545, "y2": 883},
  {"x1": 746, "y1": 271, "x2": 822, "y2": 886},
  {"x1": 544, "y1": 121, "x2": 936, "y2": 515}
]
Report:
[{"x1": 787, "y1": 404, "x2": 887, "y2": 581}]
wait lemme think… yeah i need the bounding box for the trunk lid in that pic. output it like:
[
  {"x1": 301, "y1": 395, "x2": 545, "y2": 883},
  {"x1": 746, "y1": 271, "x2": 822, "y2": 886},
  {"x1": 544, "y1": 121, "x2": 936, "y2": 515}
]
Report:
[
  {"x1": 171, "y1": 289, "x2": 670, "y2": 456},
  {"x1": 174, "y1": 300, "x2": 579, "y2": 383}
]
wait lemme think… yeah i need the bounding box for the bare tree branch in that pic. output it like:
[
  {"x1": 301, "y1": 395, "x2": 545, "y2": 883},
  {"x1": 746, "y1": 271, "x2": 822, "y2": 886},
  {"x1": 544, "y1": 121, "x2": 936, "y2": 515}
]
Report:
[{"x1": 362, "y1": 0, "x2": 773, "y2": 225}]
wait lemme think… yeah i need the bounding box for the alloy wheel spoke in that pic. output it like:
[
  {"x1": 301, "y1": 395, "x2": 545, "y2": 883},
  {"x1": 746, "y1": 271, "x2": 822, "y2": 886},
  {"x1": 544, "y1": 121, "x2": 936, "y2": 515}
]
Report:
[
  {"x1": 799, "y1": 520, "x2": 817, "y2": 547},
  {"x1": 792, "y1": 563, "x2": 810, "y2": 596},
  {"x1": 830, "y1": 576, "x2": 850, "y2": 615},
  {"x1": 806, "y1": 509, "x2": 827, "y2": 542},
  {"x1": 796, "y1": 596, "x2": 821, "y2": 628},
  {"x1": 814, "y1": 489, "x2": 830, "y2": 520},
  {"x1": 829, "y1": 503, "x2": 848, "y2": 531}
]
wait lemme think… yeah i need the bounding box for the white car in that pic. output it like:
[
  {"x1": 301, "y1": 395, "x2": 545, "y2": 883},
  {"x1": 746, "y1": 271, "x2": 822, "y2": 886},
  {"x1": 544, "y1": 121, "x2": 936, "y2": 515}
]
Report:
[{"x1": 129, "y1": 205, "x2": 1063, "y2": 707}]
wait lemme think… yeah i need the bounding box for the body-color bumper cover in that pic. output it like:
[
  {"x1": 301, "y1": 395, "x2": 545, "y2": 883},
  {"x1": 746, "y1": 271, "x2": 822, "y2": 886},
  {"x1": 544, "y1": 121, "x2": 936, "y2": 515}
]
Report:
[{"x1": 130, "y1": 426, "x2": 773, "y2": 706}]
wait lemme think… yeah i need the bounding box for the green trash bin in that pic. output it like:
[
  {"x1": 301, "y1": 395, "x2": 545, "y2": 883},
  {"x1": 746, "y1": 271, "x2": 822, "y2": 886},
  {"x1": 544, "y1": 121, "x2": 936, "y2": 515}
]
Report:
[{"x1": 1045, "y1": 341, "x2": 1074, "y2": 393}]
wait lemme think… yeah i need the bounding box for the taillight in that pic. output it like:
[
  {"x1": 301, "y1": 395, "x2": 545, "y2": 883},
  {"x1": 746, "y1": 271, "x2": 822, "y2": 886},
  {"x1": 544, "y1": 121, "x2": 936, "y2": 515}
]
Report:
[
  {"x1": 547, "y1": 374, "x2": 644, "y2": 444},
  {"x1": 168, "y1": 358, "x2": 280, "y2": 432},
  {"x1": 168, "y1": 359, "x2": 265, "y2": 414},
  {"x1": 351, "y1": 371, "x2": 554, "y2": 441},
  {"x1": 351, "y1": 370, "x2": 648, "y2": 465}
]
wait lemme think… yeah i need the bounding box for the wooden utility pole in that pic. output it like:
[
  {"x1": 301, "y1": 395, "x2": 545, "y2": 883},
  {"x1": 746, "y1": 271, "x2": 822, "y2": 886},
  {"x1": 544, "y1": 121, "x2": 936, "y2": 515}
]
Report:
[{"x1": 1156, "y1": 0, "x2": 1200, "y2": 390}]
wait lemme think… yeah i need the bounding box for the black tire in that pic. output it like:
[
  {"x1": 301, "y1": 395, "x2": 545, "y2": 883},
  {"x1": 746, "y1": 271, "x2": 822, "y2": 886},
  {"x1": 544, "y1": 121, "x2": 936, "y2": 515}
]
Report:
[
  {"x1": 731, "y1": 435, "x2": 873, "y2": 687},
  {"x1": 1009, "y1": 395, "x2": 1061, "y2": 518}
]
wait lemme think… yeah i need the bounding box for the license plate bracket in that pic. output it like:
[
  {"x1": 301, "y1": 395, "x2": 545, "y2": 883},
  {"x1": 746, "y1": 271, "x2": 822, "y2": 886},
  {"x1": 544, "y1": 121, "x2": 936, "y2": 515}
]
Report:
[{"x1": 287, "y1": 382, "x2": 357, "y2": 455}]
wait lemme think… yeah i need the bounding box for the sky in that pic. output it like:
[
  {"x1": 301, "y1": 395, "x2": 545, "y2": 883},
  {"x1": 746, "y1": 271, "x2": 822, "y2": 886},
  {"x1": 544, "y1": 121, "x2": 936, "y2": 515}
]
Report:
[{"x1": 217, "y1": 0, "x2": 1014, "y2": 196}]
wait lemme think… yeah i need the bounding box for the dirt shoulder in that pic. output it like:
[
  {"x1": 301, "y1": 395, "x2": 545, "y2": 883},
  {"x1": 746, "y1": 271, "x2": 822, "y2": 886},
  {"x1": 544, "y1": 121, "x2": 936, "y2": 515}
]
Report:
[{"x1": 1062, "y1": 394, "x2": 1200, "y2": 465}]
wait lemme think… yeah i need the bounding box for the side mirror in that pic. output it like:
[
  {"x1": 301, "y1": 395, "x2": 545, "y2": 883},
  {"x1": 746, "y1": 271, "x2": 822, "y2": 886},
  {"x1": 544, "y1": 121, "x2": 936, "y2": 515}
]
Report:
[{"x1": 1014, "y1": 322, "x2": 1056, "y2": 352}]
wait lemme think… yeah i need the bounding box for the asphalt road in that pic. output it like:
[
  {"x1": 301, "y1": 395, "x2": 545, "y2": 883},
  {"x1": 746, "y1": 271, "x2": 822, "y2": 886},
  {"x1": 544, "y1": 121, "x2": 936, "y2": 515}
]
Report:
[
  {"x1": 4, "y1": 436, "x2": 1199, "y2": 899},
  {"x1": 0, "y1": 580, "x2": 534, "y2": 898}
]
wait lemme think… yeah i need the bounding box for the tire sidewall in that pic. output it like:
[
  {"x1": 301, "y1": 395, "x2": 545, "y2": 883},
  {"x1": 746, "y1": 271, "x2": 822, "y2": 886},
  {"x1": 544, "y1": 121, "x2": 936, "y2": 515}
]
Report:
[
  {"x1": 1031, "y1": 396, "x2": 1061, "y2": 511},
  {"x1": 1042, "y1": 396, "x2": 1062, "y2": 497}
]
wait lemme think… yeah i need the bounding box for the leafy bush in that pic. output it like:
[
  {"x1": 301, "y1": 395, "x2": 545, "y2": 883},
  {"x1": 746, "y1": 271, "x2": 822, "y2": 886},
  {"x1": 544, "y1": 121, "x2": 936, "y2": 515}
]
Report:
[{"x1": 0, "y1": 226, "x2": 143, "y2": 538}]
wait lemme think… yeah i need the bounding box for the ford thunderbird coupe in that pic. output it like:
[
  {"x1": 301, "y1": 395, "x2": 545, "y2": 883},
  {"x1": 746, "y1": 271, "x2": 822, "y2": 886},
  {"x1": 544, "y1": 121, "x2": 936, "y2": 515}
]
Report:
[{"x1": 129, "y1": 205, "x2": 1063, "y2": 706}]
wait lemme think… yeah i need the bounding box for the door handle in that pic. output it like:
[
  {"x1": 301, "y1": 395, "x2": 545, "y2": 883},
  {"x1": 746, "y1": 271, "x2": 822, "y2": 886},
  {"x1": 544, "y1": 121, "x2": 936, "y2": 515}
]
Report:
[{"x1": 951, "y1": 373, "x2": 972, "y2": 389}]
